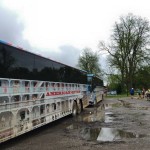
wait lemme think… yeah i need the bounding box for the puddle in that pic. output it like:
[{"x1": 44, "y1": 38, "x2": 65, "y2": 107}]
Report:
[
  {"x1": 65, "y1": 103, "x2": 147, "y2": 142},
  {"x1": 105, "y1": 103, "x2": 121, "y2": 109},
  {"x1": 66, "y1": 111, "x2": 115, "y2": 131},
  {"x1": 75, "y1": 112, "x2": 105, "y2": 123},
  {"x1": 96, "y1": 128, "x2": 146, "y2": 141},
  {"x1": 80, "y1": 127, "x2": 146, "y2": 142},
  {"x1": 75, "y1": 105, "x2": 105, "y2": 123},
  {"x1": 72, "y1": 104, "x2": 116, "y2": 123},
  {"x1": 105, "y1": 112, "x2": 114, "y2": 123},
  {"x1": 105, "y1": 102, "x2": 131, "y2": 109},
  {"x1": 66, "y1": 124, "x2": 79, "y2": 130},
  {"x1": 80, "y1": 128, "x2": 100, "y2": 141},
  {"x1": 121, "y1": 102, "x2": 131, "y2": 108}
]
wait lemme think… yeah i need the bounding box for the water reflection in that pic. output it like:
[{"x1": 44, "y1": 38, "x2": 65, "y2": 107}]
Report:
[
  {"x1": 104, "y1": 103, "x2": 114, "y2": 110},
  {"x1": 97, "y1": 128, "x2": 121, "y2": 141},
  {"x1": 80, "y1": 128, "x2": 100, "y2": 141},
  {"x1": 76, "y1": 112, "x2": 105, "y2": 123},
  {"x1": 105, "y1": 112, "x2": 114, "y2": 123},
  {"x1": 97, "y1": 128, "x2": 146, "y2": 141},
  {"x1": 76, "y1": 104, "x2": 105, "y2": 122},
  {"x1": 71, "y1": 104, "x2": 116, "y2": 123},
  {"x1": 80, "y1": 127, "x2": 146, "y2": 142},
  {"x1": 76, "y1": 110, "x2": 114, "y2": 123}
]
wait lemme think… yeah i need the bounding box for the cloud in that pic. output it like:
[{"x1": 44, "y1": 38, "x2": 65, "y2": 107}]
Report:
[
  {"x1": 35, "y1": 45, "x2": 81, "y2": 67},
  {"x1": 0, "y1": 2, "x2": 31, "y2": 50},
  {"x1": 58, "y1": 45, "x2": 81, "y2": 67},
  {"x1": 0, "y1": 3, "x2": 82, "y2": 67},
  {"x1": 0, "y1": 2, "x2": 102, "y2": 69},
  {"x1": 0, "y1": 1, "x2": 106, "y2": 69}
]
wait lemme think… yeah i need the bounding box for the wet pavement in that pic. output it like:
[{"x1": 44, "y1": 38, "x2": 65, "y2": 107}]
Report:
[{"x1": 1, "y1": 97, "x2": 150, "y2": 150}]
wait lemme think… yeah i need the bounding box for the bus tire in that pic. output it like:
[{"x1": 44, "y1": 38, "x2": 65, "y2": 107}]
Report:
[
  {"x1": 77, "y1": 99, "x2": 83, "y2": 114},
  {"x1": 72, "y1": 101, "x2": 77, "y2": 116}
]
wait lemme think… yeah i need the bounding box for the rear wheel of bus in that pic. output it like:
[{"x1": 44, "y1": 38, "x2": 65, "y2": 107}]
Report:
[
  {"x1": 72, "y1": 101, "x2": 77, "y2": 116},
  {"x1": 77, "y1": 99, "x2": 83, "y2": 114}
]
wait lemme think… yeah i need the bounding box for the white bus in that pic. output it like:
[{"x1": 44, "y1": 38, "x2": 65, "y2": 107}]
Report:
[{"x1": 0, "y1": 40, "x2": 104, "y2": 143}]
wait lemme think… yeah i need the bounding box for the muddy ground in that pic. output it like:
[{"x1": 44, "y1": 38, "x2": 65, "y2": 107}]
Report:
[{"x1": 1, "y1": 97, "x2": 150, "y2": 150}]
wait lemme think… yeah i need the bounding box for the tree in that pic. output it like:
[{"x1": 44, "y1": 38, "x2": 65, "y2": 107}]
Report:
[
  {"x1": 134, "y1": 66, "x2": 150, "y2": 89},
  {"x1": 107, "y1": 74, "x2": 122, "y2": 94},
  {"x1": 77, "y1": 48, "x2": 102, "y2": 77},
  {"x1": 99, "y1": 13, "x2": 150, "y2": 93}
]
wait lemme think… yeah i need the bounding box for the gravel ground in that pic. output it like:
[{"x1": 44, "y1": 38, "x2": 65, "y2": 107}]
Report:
[{"x1": 1, "y1": 97, "x2": 150, "y2": 150}]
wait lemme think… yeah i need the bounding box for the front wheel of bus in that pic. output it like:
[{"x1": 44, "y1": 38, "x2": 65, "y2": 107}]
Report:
[{"x1": 72, "y1": 101, "x2": 77, "y2": 116}]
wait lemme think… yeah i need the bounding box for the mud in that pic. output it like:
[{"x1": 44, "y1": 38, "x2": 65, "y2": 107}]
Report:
[{"x1": 1, "y1": 97, "x2": 150, "y2": 150}]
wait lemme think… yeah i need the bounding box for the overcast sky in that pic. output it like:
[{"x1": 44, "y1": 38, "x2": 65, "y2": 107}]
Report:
[{"x1": 0, "y1": 0, "x2": 150, "y2": 68}]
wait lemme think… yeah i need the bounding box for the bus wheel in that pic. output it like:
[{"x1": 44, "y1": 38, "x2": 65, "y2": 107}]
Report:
[
  {"x1": 72, "y1": 101, "x2": 77, "y2": 116},
  {"x1": 77, "y1": 100, "x2": 83, "y2": 114}
]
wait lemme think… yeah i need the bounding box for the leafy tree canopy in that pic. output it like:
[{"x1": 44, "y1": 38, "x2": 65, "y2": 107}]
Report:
[
  {"x1": 99, "y1": 13, "x2": 150, "y2": 92},
  {"x1": 77, "y1": 48, "x2": 102, "y2": 77}
]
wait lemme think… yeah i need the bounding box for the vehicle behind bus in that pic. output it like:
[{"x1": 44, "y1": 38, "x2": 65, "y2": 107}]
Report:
[{"x1": 87, "y1": 74, "x2": 104, "y2": 105}]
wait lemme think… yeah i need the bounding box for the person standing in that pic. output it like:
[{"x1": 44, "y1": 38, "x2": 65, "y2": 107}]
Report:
[
  {"x1": 137, "y1": 89, "x2": 142, "y2": 99},
  {"x1": 142, "y1": 88, "x2": 145, "y2": 99},
  {"x1": 130, "y1": 88, "x2": 134, "y2": 99}
]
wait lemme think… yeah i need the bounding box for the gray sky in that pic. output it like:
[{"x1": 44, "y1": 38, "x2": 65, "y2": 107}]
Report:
[{"x1": 0, "y1": 0, "x2": 150, "y2": 68}]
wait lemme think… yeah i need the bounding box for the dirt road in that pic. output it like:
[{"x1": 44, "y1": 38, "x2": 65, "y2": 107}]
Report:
[{"x1": 1, "y1": 97, "x2": 150, "y2": 150}]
